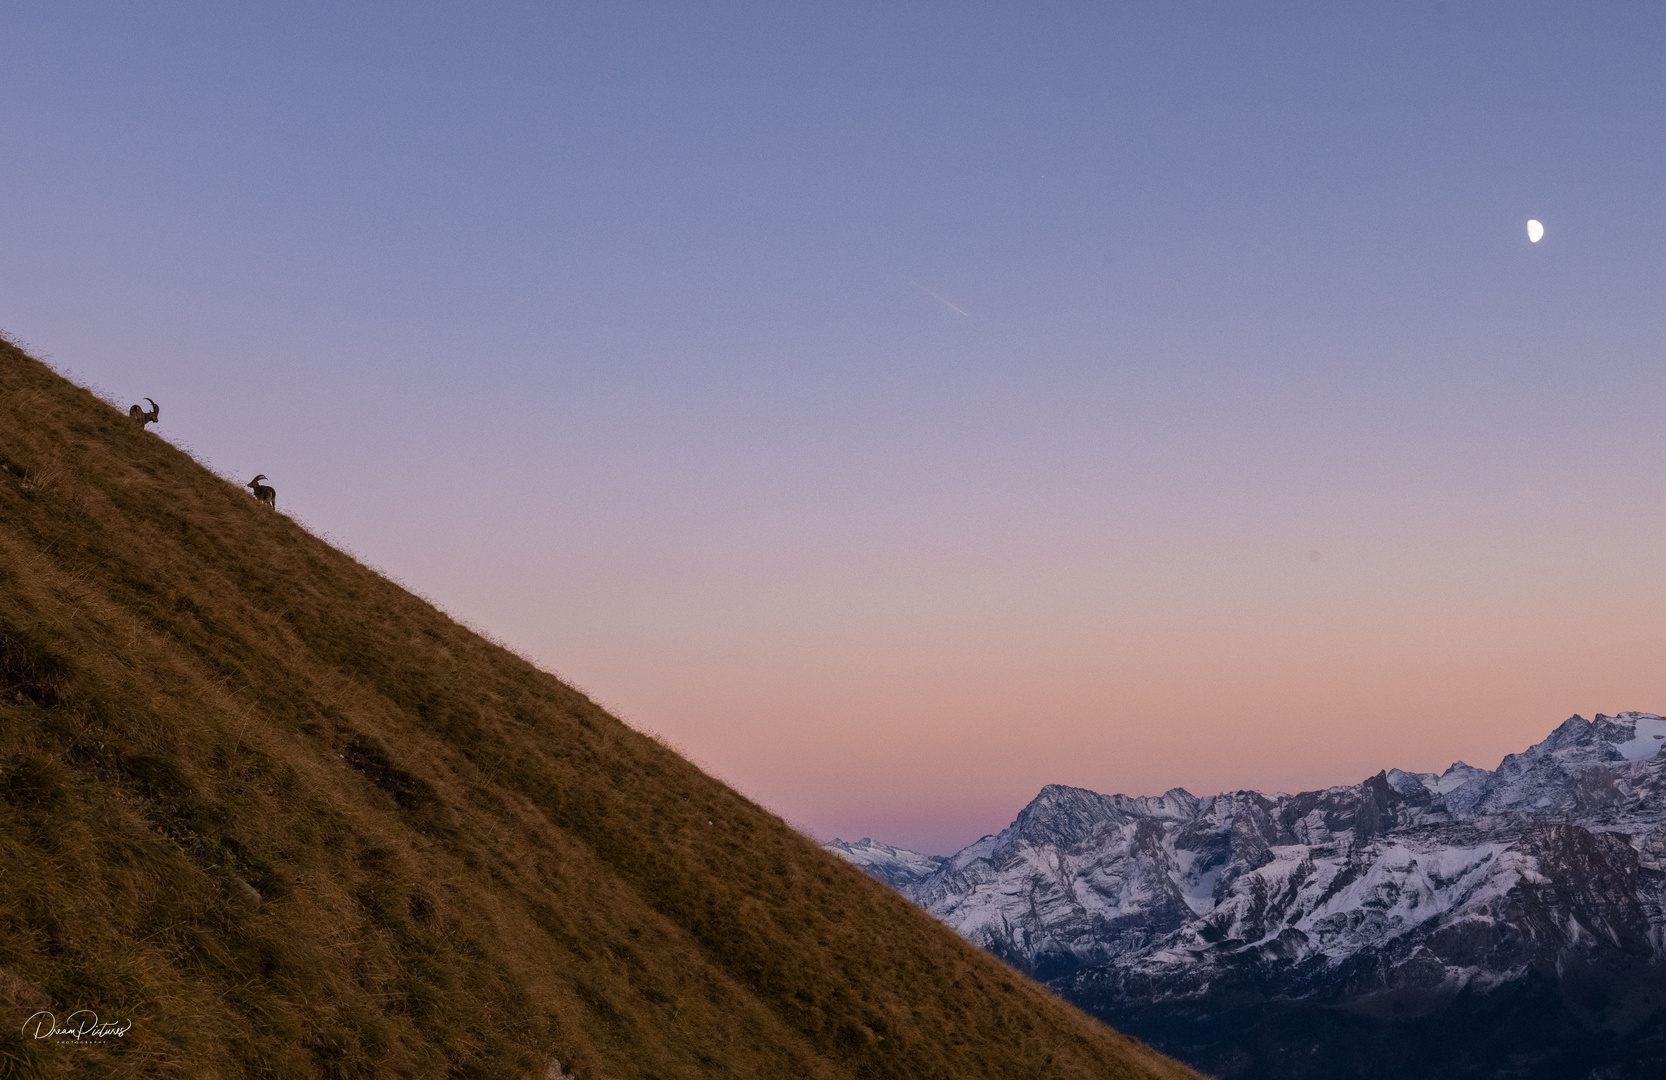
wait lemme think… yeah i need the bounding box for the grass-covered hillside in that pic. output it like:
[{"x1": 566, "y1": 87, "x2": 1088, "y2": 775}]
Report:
[{"x1": 0, "y1": 340, "x2": 1202, "y2": 1080}]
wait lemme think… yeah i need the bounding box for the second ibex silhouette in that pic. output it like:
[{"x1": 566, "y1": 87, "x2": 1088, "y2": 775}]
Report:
[
  {"x1": 246, "y1": 475, "x2": 276, "y2": 509},
  {"x1": 129, "y1": 398, "x2": 159, "y2": 428}
]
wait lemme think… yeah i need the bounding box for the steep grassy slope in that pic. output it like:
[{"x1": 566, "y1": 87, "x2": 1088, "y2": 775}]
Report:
[{"x1": 0, "y1": 340, "x2": 1202, "y2": 1080}]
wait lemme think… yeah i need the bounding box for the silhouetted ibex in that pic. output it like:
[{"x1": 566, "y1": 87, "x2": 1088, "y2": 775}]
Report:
[
  {"x1": 246, "y1": 475, "x2": 276, "y2": 509},
  {"x1": 129, "y1": 398, "x2": 159, "y2": 428}
]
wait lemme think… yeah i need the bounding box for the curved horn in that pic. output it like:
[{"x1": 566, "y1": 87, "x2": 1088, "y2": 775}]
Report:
[{"x1": 145, "y1": 397, "x2": 158, "y2": 415}]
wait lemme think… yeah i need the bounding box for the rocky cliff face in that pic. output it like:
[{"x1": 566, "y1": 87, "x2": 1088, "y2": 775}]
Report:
[{"x1": 829, "y1": 713, "x2": 1666, "y2": 1079}]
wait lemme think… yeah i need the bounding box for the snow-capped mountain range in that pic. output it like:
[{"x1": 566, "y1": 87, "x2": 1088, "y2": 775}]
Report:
[
  {"x1": 821, "y1": 836, "x2": 948, "y2": 887},
  {"x1": 828, "y1": 712, "x2": 1666, "y2": 1079}
]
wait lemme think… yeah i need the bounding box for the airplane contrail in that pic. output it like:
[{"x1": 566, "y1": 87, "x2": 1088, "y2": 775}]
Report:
[{"x1": 901, "y1": 275, "x2": 969, "y2": 317}]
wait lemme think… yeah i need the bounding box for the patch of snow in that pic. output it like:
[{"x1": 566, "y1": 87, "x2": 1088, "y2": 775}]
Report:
[
  {"x1": 1175, "y1": 848, "x2": 1224, "y2": 915},
  {"x1": 1610, "y1": 712, "x2": 1666, "y2": 762}
]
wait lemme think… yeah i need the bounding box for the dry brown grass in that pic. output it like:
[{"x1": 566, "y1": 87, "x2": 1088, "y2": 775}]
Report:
[{"x1": 0, "y1": 340, "x2": 1205, "y2": 1080}]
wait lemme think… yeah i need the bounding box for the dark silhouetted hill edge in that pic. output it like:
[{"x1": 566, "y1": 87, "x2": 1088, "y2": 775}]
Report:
[{"x1": 0, "y1": 339, "x2": 1202, "y2": 1080}]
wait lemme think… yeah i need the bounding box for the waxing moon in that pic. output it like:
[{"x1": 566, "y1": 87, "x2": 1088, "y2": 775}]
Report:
[{"x1": 1527, "y1": 219, "x2": 1544, "y2": 243}]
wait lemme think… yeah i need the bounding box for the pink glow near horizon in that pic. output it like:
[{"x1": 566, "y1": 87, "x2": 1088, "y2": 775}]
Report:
[{"x1": 511, "y1": 507, "x2": 1666, "y2": 853}]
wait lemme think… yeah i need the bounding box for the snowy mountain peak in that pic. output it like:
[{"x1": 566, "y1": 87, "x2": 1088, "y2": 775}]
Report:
[
  {"x1": 1010, "y1": 784, "x2": 1121, "y2": 848},
  {"x1": 1511, "y1": 711, "x2": 1666, "y2": 765},
  {"x1": 823, "y1": 836, "x2": 948, "y2": 888}
]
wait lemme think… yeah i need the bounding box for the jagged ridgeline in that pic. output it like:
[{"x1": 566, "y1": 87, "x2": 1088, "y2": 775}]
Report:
[{"x1": 0, "y1": 340, "x2": 1201, "y2": 1080}]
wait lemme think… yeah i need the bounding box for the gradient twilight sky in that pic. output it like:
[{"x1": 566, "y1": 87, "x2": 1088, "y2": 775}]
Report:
[{"x1": 4, "y1": 3, "x2": 1666, "y2": 853}]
